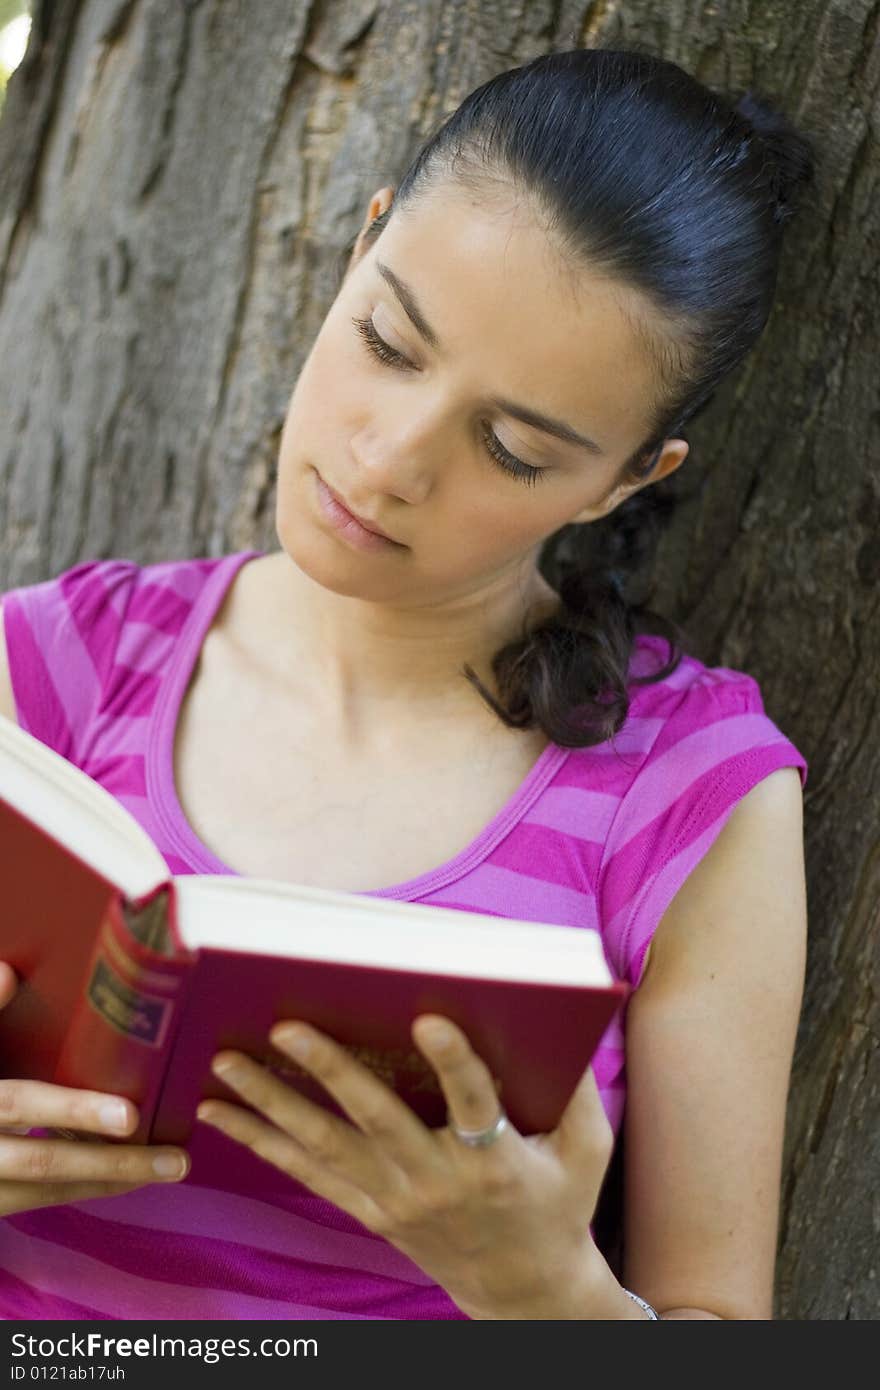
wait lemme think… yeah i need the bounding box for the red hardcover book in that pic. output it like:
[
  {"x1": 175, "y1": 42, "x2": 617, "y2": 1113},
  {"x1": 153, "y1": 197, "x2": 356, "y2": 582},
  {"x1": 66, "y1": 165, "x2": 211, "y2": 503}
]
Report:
[{"x1": 0, "y1": 716, "x2": 628, "y2": 1145}]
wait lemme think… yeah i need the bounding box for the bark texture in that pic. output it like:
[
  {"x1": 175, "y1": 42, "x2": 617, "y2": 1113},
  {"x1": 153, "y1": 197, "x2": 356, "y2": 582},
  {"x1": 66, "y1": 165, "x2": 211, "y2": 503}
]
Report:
[{"x1": 0, "y1": 0, "x2": 877, "y2": 1320}]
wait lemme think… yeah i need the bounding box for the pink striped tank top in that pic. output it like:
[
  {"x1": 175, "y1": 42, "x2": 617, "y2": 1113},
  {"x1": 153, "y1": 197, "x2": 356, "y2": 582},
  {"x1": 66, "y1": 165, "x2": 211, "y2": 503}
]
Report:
[{"x1": 0, "y1": 551, "x2": 808, "y2": 1319}]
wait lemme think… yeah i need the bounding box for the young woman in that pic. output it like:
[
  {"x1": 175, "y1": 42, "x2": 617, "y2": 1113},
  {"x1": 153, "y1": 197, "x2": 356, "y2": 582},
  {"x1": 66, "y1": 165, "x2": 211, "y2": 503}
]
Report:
[{"x1": 0, "y1": 48, "x2": 813, "y2": 1320}]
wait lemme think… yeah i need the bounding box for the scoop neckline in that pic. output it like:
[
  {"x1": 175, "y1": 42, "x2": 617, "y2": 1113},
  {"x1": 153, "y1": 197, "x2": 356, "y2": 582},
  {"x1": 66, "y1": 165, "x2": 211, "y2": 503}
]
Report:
[{"x1": 146, "y1": 550, "x2": 571, "y2": 901}]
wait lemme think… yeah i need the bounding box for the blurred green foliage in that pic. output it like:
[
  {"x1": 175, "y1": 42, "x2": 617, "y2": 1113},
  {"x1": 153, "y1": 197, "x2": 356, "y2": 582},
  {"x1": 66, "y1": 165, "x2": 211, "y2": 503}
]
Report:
[
  {"x1": 0, "y1": 0, "x2": 29, "y2": 31},
  {"x1": 0, "y1": 0, "x2": 30, "y2": 116}
]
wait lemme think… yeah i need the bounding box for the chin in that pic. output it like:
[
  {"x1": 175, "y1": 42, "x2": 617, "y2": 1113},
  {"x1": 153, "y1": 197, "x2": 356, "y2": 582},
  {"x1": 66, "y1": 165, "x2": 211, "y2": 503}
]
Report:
[{"x1": 274, "y1": 501, "x2": 390, "y2": 602}]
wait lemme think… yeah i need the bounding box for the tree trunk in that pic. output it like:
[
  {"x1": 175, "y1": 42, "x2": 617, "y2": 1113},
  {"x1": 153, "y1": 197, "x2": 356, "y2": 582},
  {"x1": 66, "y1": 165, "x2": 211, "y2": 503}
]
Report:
[{"x1": 0, "y1": 0, "x2": 876, "y2": 1320}]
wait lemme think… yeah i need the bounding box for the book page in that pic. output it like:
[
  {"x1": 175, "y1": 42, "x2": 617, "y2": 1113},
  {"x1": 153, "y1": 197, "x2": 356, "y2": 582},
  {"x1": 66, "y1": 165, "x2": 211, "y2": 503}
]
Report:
[
  {"x1": 0, "y1": 715, "x2": 167, "y2": 900},
  {"x1": 172, "y1": 875, "x2": 612, "y2": 987}
]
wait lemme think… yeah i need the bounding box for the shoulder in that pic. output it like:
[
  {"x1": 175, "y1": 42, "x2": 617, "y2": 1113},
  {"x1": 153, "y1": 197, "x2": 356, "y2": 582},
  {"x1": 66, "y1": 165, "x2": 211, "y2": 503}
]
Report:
[
  {"x1": 613, "y1": 633, "x2": 808, "y2": 794},
  {"x1": 626, "y1": 634, "x2": 807, "y2": 806},
  {"x1": 0, "y1": 554, "x2": 224, "y2": 755},
  {"x1": 626, "y1": 634, "x2": 770, "y2": 725},
  {"x1": 638, "y1": 763, "x2": 806, "y2": 984},
  {"x1": 564, "y1": 635, "x2": 798, "y2": 794},
  {"x1": 0, "y1": 559, "x2": 142, "y2": 731},
  {"x1": 593, "y1": 636, "x2": 808, "y2": 985}
]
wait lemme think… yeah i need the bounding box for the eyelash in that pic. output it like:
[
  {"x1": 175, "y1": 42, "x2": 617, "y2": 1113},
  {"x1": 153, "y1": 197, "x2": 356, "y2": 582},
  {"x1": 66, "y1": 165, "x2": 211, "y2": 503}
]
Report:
[{"x1": 350, "y1": 314, "x2": 547, "y2": 488}]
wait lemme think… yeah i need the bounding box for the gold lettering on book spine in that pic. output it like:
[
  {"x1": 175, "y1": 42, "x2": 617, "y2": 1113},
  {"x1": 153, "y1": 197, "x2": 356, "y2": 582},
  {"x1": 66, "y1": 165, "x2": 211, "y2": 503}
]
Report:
[
  {"x1": 85, "y1": 955, "x2": 173, "y2": 1048},
  {"x1": 100, "y1": 919, "x2": 181, "y2": 994}
]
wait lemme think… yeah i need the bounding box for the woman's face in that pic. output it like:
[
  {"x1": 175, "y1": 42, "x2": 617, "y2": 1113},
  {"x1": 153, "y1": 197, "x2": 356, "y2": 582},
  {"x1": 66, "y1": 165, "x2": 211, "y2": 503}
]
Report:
[{"x1": 275, "y1": 182, "x2": 687, "y2": 609}]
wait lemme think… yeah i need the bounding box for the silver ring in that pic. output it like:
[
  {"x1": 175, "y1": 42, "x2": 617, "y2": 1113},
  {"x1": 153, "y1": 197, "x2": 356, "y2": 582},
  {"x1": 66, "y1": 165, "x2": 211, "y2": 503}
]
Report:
[{"x1": 449, "y1": 1110, "x2": 510, "y2": 1148}]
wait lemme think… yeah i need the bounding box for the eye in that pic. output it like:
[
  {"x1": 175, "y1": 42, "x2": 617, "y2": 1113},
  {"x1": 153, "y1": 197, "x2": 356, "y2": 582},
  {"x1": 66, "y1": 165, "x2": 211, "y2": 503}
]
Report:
[
  {"x1": 479, "y1": 425, "x2": 547, "y2": 488},
  {"x1": 351, "y1": 313, "x2": 413, "y2": 371},
  {"x1": 351, "y1": 314, "x2": 549, "y2": 489}
]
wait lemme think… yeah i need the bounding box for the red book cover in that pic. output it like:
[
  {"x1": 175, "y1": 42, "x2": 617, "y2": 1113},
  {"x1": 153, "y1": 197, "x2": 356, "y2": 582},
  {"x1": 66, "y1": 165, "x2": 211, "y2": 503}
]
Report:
[
  {"x1": 149, "y1": 929, "x2": 628, "y2": 1144},
  {"x1": 49, "y1": 878, "x2": 627, "y2": 1143},
  {"x1": 0, "y1": 734, "x2": 629, "y2": 1147},
  {"x1": 0, "y1": 794, "x2": 167, "y2": 1084}
]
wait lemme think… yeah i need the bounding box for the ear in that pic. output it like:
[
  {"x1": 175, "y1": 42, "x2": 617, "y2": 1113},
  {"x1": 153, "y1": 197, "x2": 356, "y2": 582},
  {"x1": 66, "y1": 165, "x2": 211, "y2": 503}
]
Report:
[
  {"x1": 347, "y1": 185, "x2": 396, "y2": 274},
  {"x1": 570, "y1": 438, "x2": 689, "y2": 524}
]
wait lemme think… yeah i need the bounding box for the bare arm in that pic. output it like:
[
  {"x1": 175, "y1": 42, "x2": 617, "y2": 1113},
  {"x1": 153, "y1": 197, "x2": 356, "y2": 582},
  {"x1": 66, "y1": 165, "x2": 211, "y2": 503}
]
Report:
[{"x1": 619, "y1": 765, "x2": 808, "y2": 1319}]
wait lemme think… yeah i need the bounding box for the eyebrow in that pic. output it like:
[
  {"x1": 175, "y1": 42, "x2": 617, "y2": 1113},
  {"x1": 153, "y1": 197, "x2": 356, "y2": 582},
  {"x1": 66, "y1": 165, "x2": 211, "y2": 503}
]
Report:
[{"x1": 375, "y1": 260, "x2": 606, "y2": 456}]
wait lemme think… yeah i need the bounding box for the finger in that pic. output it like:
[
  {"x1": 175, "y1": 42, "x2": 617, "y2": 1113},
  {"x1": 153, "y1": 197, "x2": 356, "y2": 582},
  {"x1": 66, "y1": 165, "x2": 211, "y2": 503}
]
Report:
[
  {"x1": 412, "y1": 1016, "x2": 511, "y2": 1140},
  {"x1": 0, "y1": 1079, "x2": 139, "y2": 1138},
  {"x1": 0, "y1": 1134, "x2": 190, "y2": 1186},
  {"x1": 267, "y1": 1026, "x2": 437, "y2": 1169},
  {"x1": 196, "y1": 1098, "x2": 384, "y2": 1232},
  {"x1": 207, "y1": 1050, "x2": 383, "y2": 1180},
  {"x1": 209, "y1": 1048, "x2": 417, "y2": 1196},
  {"x1": 554, "y1": 1063, "x2": 614, "y2": 1168},
  {"x1": 0, "y1": 962, "x2": 18, "y2": 1009}
]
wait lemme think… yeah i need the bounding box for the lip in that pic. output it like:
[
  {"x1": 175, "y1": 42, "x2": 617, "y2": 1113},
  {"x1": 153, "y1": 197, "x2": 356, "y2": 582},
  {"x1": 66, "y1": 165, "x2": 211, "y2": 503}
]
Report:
[{"x1": 314, "y1": 472, "x2": 404, "y2": 552}]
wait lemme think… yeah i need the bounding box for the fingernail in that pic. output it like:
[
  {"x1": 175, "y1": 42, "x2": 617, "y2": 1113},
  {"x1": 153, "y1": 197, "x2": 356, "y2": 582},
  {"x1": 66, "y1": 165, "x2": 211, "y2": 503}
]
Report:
[
  {"x1": 212, "y1": 1055, "x2": 240, "y2": 1078},
  {"x1": 152, "y1": 1153, "x2": 188, "y2": 1180},
  {"x1": 421, "y1": 1022, "x2": 453, "y2": 1048},
  {"x1": 99, "y1": 1100, "x2": 130, "y2": 1133},
  {"x1": 272, "y1": 1027, "x2": 310, "y2": 1060}
]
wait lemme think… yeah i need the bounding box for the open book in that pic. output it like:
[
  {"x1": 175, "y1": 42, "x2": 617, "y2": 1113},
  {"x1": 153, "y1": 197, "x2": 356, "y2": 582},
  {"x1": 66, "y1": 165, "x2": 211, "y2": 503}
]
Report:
[{"x1": 0, "y1": 716, "x2": 627, "y2": 1144}]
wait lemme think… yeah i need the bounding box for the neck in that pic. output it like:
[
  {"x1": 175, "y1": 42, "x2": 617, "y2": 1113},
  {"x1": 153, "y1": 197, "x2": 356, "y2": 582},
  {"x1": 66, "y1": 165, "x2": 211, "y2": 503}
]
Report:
[{"x1": 249, "y1": 550, "x2": 559, "y2": 739}]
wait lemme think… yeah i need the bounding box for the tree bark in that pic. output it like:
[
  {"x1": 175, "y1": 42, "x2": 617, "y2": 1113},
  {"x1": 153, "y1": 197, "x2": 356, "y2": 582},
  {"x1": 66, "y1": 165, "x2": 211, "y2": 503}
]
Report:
[{"x1": 0, "y1": 0, "x2": 876, "y2": 1320}]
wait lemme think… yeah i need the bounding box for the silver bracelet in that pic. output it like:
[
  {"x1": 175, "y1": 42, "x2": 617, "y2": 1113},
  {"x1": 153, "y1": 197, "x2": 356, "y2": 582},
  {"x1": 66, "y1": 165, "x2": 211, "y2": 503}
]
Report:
[{"x1": 623, "y1": 1287, "x2": 660, "y2": 1319}]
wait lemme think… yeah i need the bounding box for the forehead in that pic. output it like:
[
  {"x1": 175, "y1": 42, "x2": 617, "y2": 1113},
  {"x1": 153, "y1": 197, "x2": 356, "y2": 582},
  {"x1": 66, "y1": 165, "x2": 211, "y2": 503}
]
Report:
[{"x1": 366, "y1": 187, "x2": 659, "y2": 433}]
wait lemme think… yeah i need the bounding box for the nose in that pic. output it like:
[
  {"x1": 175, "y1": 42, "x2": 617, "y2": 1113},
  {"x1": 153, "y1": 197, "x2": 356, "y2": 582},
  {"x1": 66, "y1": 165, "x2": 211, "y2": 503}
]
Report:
[{"x1": 350, "y1": 401, "x2": 449, "y2": 506}]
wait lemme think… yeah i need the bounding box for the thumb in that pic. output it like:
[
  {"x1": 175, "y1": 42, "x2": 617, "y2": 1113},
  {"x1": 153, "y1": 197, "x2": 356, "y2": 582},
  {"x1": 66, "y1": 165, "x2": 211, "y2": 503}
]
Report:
[
  {"x1": 554, "y1": 1063, "x2": 614, "y2": 1172},
  {"x1": 0, "y1": 961, "x2": 19, "y2": 1009}
]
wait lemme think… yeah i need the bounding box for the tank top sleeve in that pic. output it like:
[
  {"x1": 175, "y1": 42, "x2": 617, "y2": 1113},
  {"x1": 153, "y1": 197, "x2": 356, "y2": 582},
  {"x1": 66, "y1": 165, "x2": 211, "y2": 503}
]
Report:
[
  {"x1": 2, "y1": 559, "x2": 140, "y2": 766},
  {"x1": 598, "y1": 646, "x2": 808, "y2": 989}
]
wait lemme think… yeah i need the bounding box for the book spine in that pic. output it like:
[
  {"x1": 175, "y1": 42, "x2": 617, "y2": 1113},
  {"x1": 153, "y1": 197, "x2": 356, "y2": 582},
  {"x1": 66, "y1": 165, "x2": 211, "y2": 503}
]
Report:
[{"x1": 52, "y1": 887, "x2": 192, "y2": 1143}]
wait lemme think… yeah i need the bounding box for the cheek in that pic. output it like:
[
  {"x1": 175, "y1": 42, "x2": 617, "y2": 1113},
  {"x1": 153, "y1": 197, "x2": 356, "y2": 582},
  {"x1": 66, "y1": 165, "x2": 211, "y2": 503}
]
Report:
[
  {"x1": 282, "y1": 308, "x2": 360, "y2": 434},
  {"x1": 446, "y1": 485, "x2": 582, "y2": 554},
  {"x1": 419, "y1": 491, "x2": 564, "y2": 582}
]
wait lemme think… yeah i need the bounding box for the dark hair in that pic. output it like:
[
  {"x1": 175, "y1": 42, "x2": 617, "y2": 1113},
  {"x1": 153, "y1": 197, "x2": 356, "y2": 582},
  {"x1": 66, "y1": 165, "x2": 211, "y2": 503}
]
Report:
[{"x1": 335, "y1": 47, "x2": 816, "y2": 748}]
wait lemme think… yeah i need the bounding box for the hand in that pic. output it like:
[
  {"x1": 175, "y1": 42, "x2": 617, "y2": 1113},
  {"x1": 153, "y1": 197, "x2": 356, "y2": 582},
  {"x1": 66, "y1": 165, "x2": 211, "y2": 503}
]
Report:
[
  {"x1": 195, "y1": 1013, "x2": 615, "y2": 1319},
  {"x1": 0, "y1": 962, "x2": 191, "y2": 1216}
]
